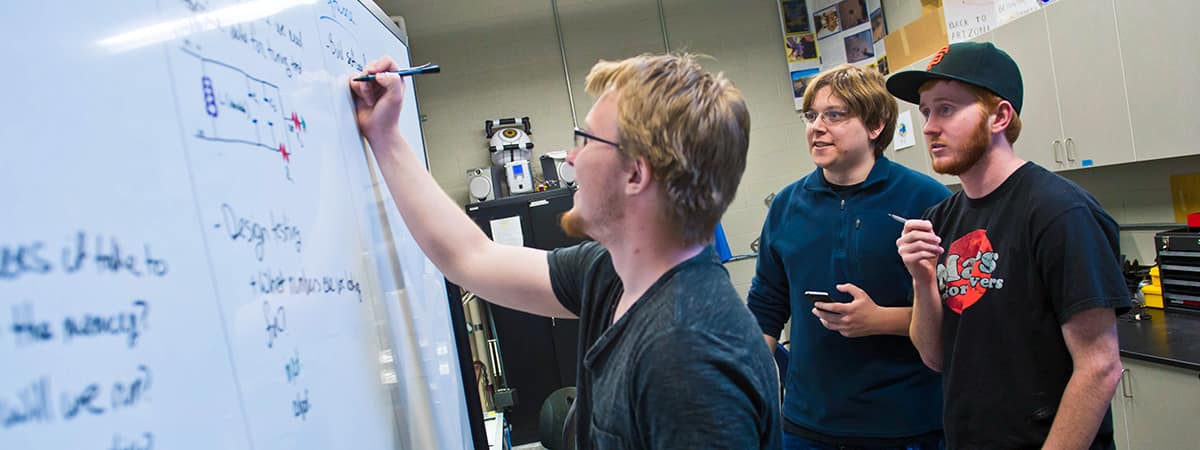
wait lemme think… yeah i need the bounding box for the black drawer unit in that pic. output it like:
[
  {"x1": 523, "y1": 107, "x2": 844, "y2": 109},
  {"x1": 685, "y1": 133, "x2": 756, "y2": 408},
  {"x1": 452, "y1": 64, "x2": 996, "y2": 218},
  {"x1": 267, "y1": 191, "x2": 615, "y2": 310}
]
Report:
[
  {"x1": 465, "y1": 187, "x2": 584, "y2": 445},
  {"x1": 1155, "y1": 228, "x2": 1200, "y2": 312}
]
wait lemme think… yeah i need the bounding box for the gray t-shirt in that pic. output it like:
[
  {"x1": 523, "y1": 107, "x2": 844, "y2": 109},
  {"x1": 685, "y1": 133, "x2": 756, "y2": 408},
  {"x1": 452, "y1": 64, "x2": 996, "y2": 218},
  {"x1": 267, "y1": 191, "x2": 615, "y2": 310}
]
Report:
[{"x1": 549, "y1": 241, "x2": 781, "y2": 449}]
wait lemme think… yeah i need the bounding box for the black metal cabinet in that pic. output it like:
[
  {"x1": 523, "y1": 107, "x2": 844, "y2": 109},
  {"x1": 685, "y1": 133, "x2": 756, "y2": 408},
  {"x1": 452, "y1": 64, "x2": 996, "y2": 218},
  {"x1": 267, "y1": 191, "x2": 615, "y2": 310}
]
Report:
[
  {"x1": 1155, "y1": 228, "x2": 1200, "y2": 312},
  {"x1": 465, "y1": 188, "x2": 583, "y2": 445}
]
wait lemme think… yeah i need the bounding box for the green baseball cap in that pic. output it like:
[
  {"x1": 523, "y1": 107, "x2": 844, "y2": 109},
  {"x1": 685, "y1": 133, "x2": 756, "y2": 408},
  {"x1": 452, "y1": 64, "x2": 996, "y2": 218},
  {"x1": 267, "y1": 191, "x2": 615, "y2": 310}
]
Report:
[{"x1": 886, "y1": 41, "x2": 1024, "y2": 114}]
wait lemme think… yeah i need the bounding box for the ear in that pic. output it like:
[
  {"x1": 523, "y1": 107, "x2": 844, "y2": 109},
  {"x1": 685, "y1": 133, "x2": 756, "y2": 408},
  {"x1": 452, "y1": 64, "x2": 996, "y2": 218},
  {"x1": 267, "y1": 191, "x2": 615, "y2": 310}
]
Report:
[
  {"x1": 990, "y1": 101, "x2": 1016, "y2": 135},
  {"x1": 625, "y1": 156, "x2": 654, "y2": 195},
  {"x1": 867, "y1": 120, "x2": 886, "y2": 140}
]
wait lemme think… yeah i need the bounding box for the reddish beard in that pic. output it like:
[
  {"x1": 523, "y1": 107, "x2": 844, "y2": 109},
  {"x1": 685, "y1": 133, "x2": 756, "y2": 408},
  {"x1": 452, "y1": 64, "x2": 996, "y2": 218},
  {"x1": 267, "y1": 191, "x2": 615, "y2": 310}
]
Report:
[
  {"x1": 930, "y1": 109, "x2": 993, "y2": 175},
  {"x1": 559, "y1": 209, "x2": 591, "y2": 240}
]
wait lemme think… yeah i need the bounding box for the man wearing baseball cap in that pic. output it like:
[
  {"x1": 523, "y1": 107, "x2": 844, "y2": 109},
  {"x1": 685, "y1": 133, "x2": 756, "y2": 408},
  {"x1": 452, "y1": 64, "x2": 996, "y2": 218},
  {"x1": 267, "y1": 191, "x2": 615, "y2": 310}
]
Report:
[{"x1": 889, "y1": 42, "x2": 1130, "y2": 449}]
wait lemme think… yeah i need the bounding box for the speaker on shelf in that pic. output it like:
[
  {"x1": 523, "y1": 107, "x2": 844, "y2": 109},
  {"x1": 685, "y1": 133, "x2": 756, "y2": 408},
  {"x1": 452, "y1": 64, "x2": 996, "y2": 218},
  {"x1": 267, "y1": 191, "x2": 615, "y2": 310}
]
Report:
[
  {"x1": 557, "y1": 160, "x2": 575, "y2": 187},
  {"x1": 466, "y1": 166, "x2": 503, "y2": 203}
]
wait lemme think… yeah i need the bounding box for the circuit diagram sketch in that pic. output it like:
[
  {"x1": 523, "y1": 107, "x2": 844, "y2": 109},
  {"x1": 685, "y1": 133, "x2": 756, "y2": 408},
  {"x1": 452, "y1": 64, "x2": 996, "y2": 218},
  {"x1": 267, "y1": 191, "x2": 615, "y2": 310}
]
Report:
[{"x1": 182, "y1": 47, "x2": 308, "y2": 181}]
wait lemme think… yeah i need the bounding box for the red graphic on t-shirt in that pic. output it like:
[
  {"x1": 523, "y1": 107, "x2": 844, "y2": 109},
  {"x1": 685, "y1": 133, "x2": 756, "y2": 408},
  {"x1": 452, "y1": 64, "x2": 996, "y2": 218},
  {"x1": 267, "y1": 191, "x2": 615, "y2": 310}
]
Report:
[{"x1": 938, "y1": 229, "x2": 1004, "y2": 314}]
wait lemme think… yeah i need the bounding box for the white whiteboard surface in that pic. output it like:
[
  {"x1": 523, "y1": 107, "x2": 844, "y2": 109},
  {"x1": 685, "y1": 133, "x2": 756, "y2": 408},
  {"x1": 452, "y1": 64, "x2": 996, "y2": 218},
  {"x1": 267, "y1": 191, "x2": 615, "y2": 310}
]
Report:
[{"x1": 0, "y1": 1, "x2": 473, "y2": 449}]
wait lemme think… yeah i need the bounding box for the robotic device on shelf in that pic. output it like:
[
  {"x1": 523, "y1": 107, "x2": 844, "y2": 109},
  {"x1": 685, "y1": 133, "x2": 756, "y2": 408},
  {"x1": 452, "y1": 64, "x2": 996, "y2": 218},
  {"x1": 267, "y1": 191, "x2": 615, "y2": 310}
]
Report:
[
  {"x1": 466, "y1": 116, "x2": 575, "y2": 204},
  {"x1": 486, "y1": 116, "x2": 534, "y2": 195}
]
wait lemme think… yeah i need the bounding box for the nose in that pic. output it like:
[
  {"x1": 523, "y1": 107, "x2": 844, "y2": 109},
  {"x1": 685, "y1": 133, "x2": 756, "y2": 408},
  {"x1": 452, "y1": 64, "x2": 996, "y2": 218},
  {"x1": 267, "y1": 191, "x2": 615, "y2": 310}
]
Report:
[
  {"x1": 807, "y1": 118, "x2": 827, "y2": 136},
  {"x1": 922, "y1": 115, "x2": 939, "y2": 137},
  {"x1": 566, "y1": 146, "x2": 579, "y2": 166}
]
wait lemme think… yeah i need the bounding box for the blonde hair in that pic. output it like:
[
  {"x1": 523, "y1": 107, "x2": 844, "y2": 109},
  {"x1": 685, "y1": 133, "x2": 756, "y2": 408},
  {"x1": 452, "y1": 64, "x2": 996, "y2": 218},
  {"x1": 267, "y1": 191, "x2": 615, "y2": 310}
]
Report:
[
  {"x1": 585, "y1": 53, "x2": 750, "y2": 246},
  {"x1": 801, "y1": 64, "x2": 897, "y2": 157}
]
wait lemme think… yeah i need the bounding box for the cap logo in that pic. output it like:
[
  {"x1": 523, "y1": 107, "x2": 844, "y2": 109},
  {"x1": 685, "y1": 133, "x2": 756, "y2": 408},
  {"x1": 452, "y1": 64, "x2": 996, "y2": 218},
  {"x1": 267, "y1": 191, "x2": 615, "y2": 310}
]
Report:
[{"x1": 928, "y1": 46, "x2": 950, "y2": 70}]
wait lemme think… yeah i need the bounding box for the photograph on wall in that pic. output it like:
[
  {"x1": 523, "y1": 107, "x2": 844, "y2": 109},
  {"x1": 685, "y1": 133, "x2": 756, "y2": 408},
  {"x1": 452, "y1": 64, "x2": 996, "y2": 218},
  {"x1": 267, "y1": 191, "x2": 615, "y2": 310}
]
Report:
[
  {"x1": 791, "y1": 68, "x2": 820, "y2": 106},
  {"x1": 870, "y1": 8, "x2": 886, "y2": 42},
  {"x1": 814, "y1": 5, "x2": 842, "y2": 40},
  {"x1": 838, "y1": 0, "x2": 869, "y2": 30},
  {"x1": 786, "y1": 33, "x2": 819, "y2": 63},
  {"x1": 819, "y1": 33, "x2": 847, "y2": 66},
  {"x1": 778, "y1": 0, "x2": 889, "y2": 110},
  {"x1": 843, "y1": 28, "x2": 875, "y2": 63},
  {"x1": 781, "y1": 0, "x2": 811, "y2": 33}
]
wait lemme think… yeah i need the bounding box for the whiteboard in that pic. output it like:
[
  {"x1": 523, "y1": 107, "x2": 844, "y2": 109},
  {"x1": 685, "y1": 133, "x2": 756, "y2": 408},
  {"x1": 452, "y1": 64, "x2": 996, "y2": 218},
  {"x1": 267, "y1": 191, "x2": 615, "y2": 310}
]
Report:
[{"x1": 0, "y1": 1, "x2": 480, "y2": 449}]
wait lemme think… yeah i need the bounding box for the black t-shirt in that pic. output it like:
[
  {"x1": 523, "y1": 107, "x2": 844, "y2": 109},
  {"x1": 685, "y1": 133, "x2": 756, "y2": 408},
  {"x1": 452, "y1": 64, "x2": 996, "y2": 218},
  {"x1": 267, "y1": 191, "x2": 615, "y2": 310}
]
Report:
[
  {"x1": 923, "y1": 163, "x2": 1129, "y2": 449},
  {"x1": 822, "y1": 172, "x2": 864, "y2": 193},
  {"x1": 548, "y1": 241, "x2": 781, "y2": 449}
]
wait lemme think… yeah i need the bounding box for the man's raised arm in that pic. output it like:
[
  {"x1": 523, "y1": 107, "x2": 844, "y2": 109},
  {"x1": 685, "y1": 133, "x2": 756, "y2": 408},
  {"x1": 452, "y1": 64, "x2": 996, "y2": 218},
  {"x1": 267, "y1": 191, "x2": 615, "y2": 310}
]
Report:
[{"x1": 350, "y1": 56, "x2": 573, "y2": 319}]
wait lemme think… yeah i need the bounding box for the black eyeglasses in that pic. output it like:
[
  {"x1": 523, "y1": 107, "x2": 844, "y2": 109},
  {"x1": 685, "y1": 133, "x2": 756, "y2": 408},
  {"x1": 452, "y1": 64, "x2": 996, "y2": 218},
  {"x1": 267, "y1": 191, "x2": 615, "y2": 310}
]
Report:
[{"x1": 573, "y1": 127, "x2": 621, "y2": 149}]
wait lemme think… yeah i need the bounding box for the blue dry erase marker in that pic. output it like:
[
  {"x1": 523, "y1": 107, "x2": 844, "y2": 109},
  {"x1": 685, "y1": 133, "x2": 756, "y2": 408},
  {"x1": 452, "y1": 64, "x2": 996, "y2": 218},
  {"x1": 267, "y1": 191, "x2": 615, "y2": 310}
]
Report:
[{"x1": 352, "y1": 63, "x2": 441, "y2": 81}]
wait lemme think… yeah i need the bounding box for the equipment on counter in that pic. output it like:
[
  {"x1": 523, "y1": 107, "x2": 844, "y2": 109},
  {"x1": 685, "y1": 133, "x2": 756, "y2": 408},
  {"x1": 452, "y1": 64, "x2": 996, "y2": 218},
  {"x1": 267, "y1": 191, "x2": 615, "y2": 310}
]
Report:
[
  {"x1": 1142, "y1": 266, "x2": 1164, "y2": 309},
  {"x1": 467, "y1": 166, "x2": 504, "y2": 203},
  {"x1": 482, "y1": 116, "x2": 543, "y2": 199},
  {"x1": 540, "y1": 151, "x2": 574, "y2": 188},
  {"x1": 505, "y1": 160, "x2": 532, "y2": 194},
  {"x1": 1154, "y1": 228, "x2": 1200, "y2": 313}
]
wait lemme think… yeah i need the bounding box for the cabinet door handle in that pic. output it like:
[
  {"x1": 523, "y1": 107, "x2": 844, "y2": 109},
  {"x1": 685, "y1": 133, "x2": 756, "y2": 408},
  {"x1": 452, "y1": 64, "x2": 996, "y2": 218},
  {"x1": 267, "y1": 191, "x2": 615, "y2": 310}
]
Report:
[
  {"x1": 1065, "y1": 137, "x2": 1077, "y2": 162},
  {"x1": 1052, "y1": 139, "x2": 1064, "y2": 163},
  {"x1": 1121, "y1": 368, "x2": 1133, "y2": 398}
]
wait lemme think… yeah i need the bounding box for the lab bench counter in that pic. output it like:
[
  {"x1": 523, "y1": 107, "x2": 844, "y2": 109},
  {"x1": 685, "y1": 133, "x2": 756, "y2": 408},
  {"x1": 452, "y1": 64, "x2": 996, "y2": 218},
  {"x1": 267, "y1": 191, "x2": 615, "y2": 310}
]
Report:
[{"x1": 1117, "y1": 309, "x2": 1200, "y2": 372}]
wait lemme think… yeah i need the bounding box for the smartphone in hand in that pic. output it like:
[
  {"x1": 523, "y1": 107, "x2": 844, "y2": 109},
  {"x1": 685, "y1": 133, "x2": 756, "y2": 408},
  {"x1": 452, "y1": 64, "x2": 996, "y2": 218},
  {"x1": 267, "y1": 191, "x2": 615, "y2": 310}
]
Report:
[{"x1": 804, "y1": 291, "x2": 833, "y2": 303}]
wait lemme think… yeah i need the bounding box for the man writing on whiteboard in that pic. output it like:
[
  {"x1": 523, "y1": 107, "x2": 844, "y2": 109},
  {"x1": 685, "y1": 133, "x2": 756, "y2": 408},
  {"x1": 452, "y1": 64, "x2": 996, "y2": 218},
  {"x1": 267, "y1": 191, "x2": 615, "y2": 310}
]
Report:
[{"x1": 351, "y1": 54, "x2": 781, "y2": 449}]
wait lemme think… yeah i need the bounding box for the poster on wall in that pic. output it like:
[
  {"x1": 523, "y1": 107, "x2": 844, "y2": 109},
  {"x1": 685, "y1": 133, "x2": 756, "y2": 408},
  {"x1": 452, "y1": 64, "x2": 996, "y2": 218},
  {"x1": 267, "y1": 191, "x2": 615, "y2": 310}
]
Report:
[
  {"x1": 943, "y1": 0, "x2": 1046, "y2": 43},
  {"x1": 778, "y1": 0, "x2": 889, "y2": 110},
  {"x1": 893, "y1": 110, "x2": 916, "y2": 150},
  {"x1": 779, "y1": 0, "x2": 819, "y2": 109}
]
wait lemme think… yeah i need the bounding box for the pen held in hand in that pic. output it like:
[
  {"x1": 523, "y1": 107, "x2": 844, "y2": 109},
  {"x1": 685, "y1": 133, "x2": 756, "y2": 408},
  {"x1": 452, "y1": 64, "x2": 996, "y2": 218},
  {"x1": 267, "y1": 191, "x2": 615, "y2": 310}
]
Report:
[
  {"x1": 887, "y1": 213, "x2": 909, "y2": 224},
  {"x1": 352, "y1": 63, "x2": 441, "y2": 81}
]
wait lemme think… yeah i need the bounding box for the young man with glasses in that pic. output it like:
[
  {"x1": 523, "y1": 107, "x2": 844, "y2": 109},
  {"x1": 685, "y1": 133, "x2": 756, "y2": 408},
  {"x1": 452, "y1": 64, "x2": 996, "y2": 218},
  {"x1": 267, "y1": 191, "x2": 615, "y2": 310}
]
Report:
[
  {"x1": 892, "y1": 42, "x2": 1127, "y2": 449},
  {"x1": 747, "y1": 64, "x2": 950, "y2": 449},
  {"x1": 351, "y1": 53, "x2": 780, "y2": 449}
]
